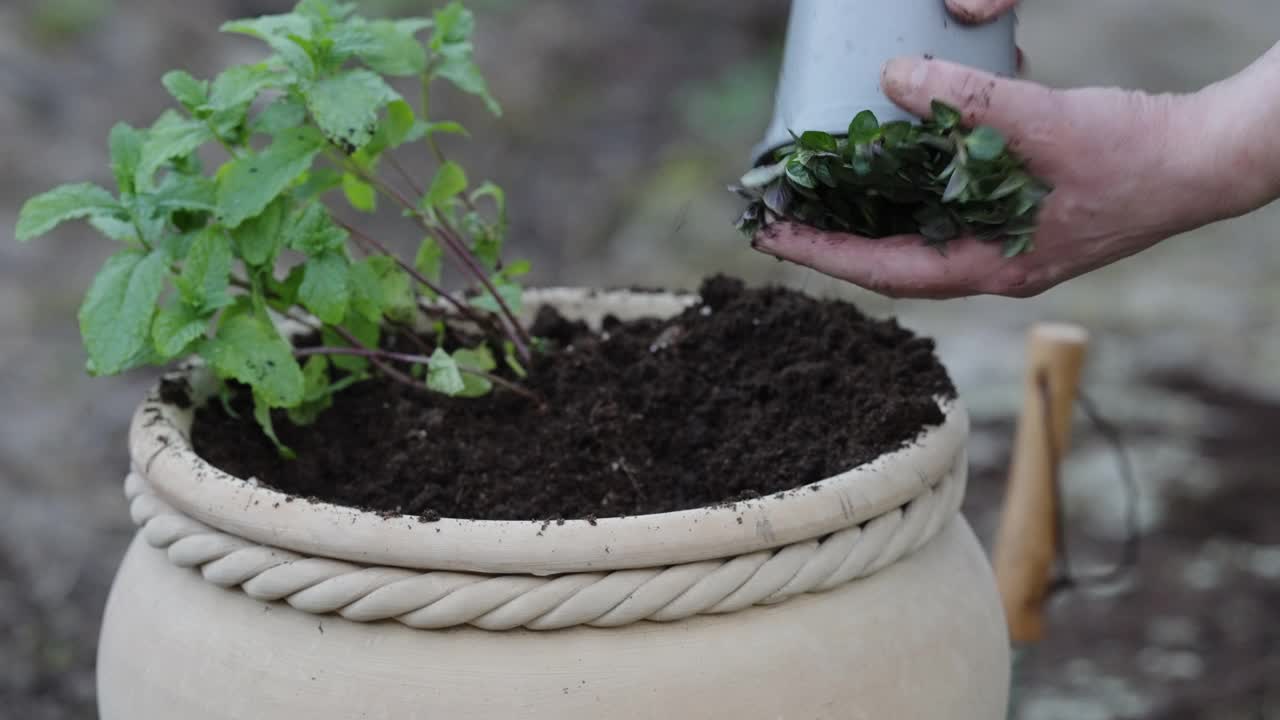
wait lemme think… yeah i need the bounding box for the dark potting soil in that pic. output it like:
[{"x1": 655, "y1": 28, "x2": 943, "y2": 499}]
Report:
[{"x1": 191, "y1": 275, "x2": 955, "y2": 521}]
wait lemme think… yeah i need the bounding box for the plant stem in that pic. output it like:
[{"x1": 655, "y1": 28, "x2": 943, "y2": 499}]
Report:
[
  {"x1": 296, "y1": 346, "x2": 544, "y2": 406},
  {"x1": 387, "y1": 154, "x2": 424, "y2": 196},
  {"x1": 330, "y1": 216, "x2": 489, "y2": 327},
  {"x1": 420, "y1": 73, "x2": 446, "y2": 165},
  {"x1": 345, "y1": 161, "x2": 533, "y2": 363}
]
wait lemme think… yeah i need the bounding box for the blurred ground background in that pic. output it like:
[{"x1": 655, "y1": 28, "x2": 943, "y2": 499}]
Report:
[{"x1": 1, "y1": 0, "x2": 1277, "y2": 718}]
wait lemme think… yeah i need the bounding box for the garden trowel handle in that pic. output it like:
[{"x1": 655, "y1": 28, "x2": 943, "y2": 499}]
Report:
[{"x1": 992, "y1": 323, "x2": 1089, "y2": 644}]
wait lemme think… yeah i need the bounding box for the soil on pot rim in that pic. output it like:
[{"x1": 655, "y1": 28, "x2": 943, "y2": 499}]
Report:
[{"x1": 191, "y1": 275, "x2": 955, "y2": 521}]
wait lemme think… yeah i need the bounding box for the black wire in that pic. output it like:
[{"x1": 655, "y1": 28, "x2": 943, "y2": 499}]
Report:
[{"x1": 1034, "y1": 374, "x2": 1142, "y2": 598}]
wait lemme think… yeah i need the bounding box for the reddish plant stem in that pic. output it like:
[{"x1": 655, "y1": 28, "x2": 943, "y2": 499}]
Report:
[
  {"x1": 318, "y1": 325, "x2": 420, "y2": 388},
  {"x1": 348, "y1": 163, "x2": 532, "y2": 363},
  {"x1": 296, "y1": 346, "x2": 544, "y2": 406},
  {"x1": 386, "y1": 154, "x2": 425, "y2": 196},
  {"x1": 389, "y1": 153, "x2": 483, "y2": 219},
  {"x1": 331, "y1": 216, "x2": 489, "y2": 326}
]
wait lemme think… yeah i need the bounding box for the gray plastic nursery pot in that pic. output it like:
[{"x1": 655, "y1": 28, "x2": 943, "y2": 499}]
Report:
[
  {"x1": 97, "y1": 289, "x2": 1011, "y2": 719},
  {"x1": 752, "y1": 0, "x2": 1017, "y2": 165}
]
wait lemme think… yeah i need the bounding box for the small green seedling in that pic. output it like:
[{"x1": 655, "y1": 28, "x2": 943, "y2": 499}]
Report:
[
  {"x1": 16, "y1": 0, "x2": 534, "y2": 455},
  {"x1": 733, "y1": 102, "x2": 1052, "y2": 257}
]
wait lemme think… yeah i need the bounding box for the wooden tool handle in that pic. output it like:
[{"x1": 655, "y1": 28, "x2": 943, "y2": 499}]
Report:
[{"x1": 992, "y1": 323, "x2": 1089, "y2": 644}]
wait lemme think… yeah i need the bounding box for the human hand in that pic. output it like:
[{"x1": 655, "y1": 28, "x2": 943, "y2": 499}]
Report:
[
  {"x1": 750, "y1": 50, "x2": 1280, "y2": 299},
  {"x1": 943, "y1": 0, "x2": 1020, "y2": 26}
]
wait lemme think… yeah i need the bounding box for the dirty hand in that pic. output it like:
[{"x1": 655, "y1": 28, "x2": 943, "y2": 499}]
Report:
[
  {"x1": 942, "y1": 0, "x2": 1020, "y2": 26},
  {"x1": 750, "y1": 43, "x2": 1280, "y2": 299}
]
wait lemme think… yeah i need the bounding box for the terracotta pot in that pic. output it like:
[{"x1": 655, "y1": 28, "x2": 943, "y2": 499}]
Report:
[{"x1": 97, "y1": 289, "x2": 1010, "y2": 719}]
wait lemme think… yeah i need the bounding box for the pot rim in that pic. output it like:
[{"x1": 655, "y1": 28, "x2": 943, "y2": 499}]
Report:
[{"x1": 130, "y1": 287, "x2": 968, "y2": 576}]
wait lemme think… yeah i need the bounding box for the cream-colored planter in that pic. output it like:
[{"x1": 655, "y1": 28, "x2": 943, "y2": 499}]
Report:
[{"x1": 97, "y1": 289, "x2": 1010, "y2": 719}]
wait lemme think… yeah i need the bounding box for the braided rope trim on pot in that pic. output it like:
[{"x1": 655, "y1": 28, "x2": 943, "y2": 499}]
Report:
[{"x1": 124, "y1": 460, "x2": 965, "y2": 631}]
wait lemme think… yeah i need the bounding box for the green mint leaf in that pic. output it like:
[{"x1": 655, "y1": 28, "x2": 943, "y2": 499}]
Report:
[
  {"x1": 812, "y1": 160, "x2": 838, "y2": 188},
  {"x1": 287, "y1": 355, "x2": 344, "y2": 426},
  {"x1": 109, "y1": 123, "x2": 144, "y2": 195},
  {"x1": 320, "y1": 312, "x2": 379, "y2": 372},
  {"x1": 799, "y1": 130, "x2": 837, "y2": 153},
  {"x1": 333, "y1": 18, "x2": 429, "y2": 76},
  {"x1": 175, "y1": 228, "x2": 233, "y2": 312},
  {"x1": 295, "y1": 167, "x2": 345, "y2": 201},
  {"x1": 286, "y1": 202, "x2": 348, "y2": 255},
  {"x1": 848, "y1": 110, "x2": 880, "y2": 144},
  {"x1": 469, "y1": 275, "x2": 522, "y2": 315},
  {"x1": 964, "y1": 126, "x2": 1006, "y2": 162},
  {"x1": 468, "y1": 220, "x2": 502, "y2": 271},
  {"x1": 368, "y1": 255, "x2": 415, "y2": 323},
  {"x1": 453, "y1": 345, "x2": 496, "y2": 397},
  {"x1": 347, "y1": 257, "x2": 385, "y2": 324},
  {"x1": 89, "y1": 215, "x2": 141, "y2": 245},
  {"x1": 502, "y1": 340, "x2": 527, "y2": 379},
  {"x1": 150, "y1": 174, "x2": 218, "y2": 216},
  {"x1": 220, "y1": 16, "x2": 315, "y2": 78},
  {"x1": 1016, "y1": 182, "x2": 1052, "y2": 215},
  {"x1": 209, "y1": 63, "x2": 286, "y2": 113},
  {"x1": 253, "y1": 390, "x2": 296, "y2": 459},
  {"x1": 457, "y1": 372, "x2": 491, "y2": 397},
  {"x1": 231, "y1": 196, "x2": 287, "y2": 267},
  {"x1": 881, "y1": 120, "x2": 912, "y2": 146},
  {"x1": 413, "y1": 236, "x2": 443, "y2": 292},
  {"x1": 942, "y1": 166, "x2": 972, "y2": 203},
  {"x1": 418, "y1": 120, "x2": 467, "y2": 140},
  {"x1": 295, "y1": 0, "x2": 357, "y2": 22},
  {"x1": 989, "y1": 172, "x2": 1029, "y2": 200},
  {"x1": 785, "y1": 159, "x2": 816, "y2": 189},
  {"x1": 137, "y1": 111, "x2": 213, "y2": 190},
  {"x1": 423, "y1": 161, "x2": 467, "y2": 211},
  {"x1": 199, "y1": 302, "x2": 304, "y2": 407},
  {"x1": 435, "y1": 44, "x2": 502, "y2": 116},
  {"x1": 16, "y1": 183, "x2": 123, "y2": 241},
  {"x1": 217, "y1": 126, "x2": 325, "y2": 228},
  {"x1": 470, "y1": 180, "x2": 505, "y2": 221},
  {"x1": 426, "y1": 347, "x2": 465, "y2": 396},
  {"x1": 454, "y1": 345, "x2": 496, "y2": 373},
  {"x1": 341, "y1": 173, "x2": 377, "y2": 212},
  {"x1": 152, "y1": 300, "x2": 209, "y2": 358},
  {"x1": 305, "y1": 69, "x2": 400, "y2": 152},
  {"x1": 158, "y1": 229, "x2": 199, "y2": 262},
  {"x1": 268, "y1": 264, "x2": 307, "y2": 311},
  {"x1": 380, "y1": 99, "x2": 417, "y2": 149},
  {"x1": 78, "y1": 249, "x2": 168, "y2": 375},
  {"x1": 222, "y1": 14, "x2": 313, "y2": 45},
  {"x1": 161, "y1": 70, "x2": 209, "y2": 111},
  {"x1": 298, "y1": 250, "x2": 350, "y2": 324},
  {"x1": 1002, "y1": 234, "x2": 1033, "y2": 258},
  {"x1": 251, "y1": 96, "x2": 307, "y2": 135},
  {"x1": 930, "y1": 100, "x2": 961, "y2": 130},
  {"x1": 431, "y1": 2, "x2": 473, "y2": 47}
]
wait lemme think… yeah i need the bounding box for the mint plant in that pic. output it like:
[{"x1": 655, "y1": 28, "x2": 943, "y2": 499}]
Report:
[
  {"x1": 733, "y1": 102, "x2": 1052, "y2": 257},
  {"x1": 16, "y1": 0, "x2": 534, "y2": 455}
]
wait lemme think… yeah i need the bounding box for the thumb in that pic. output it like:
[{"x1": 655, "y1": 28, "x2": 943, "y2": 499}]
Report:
[{"x1": 880, "y1": 56, "x2": 1061, "y2": 140}]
